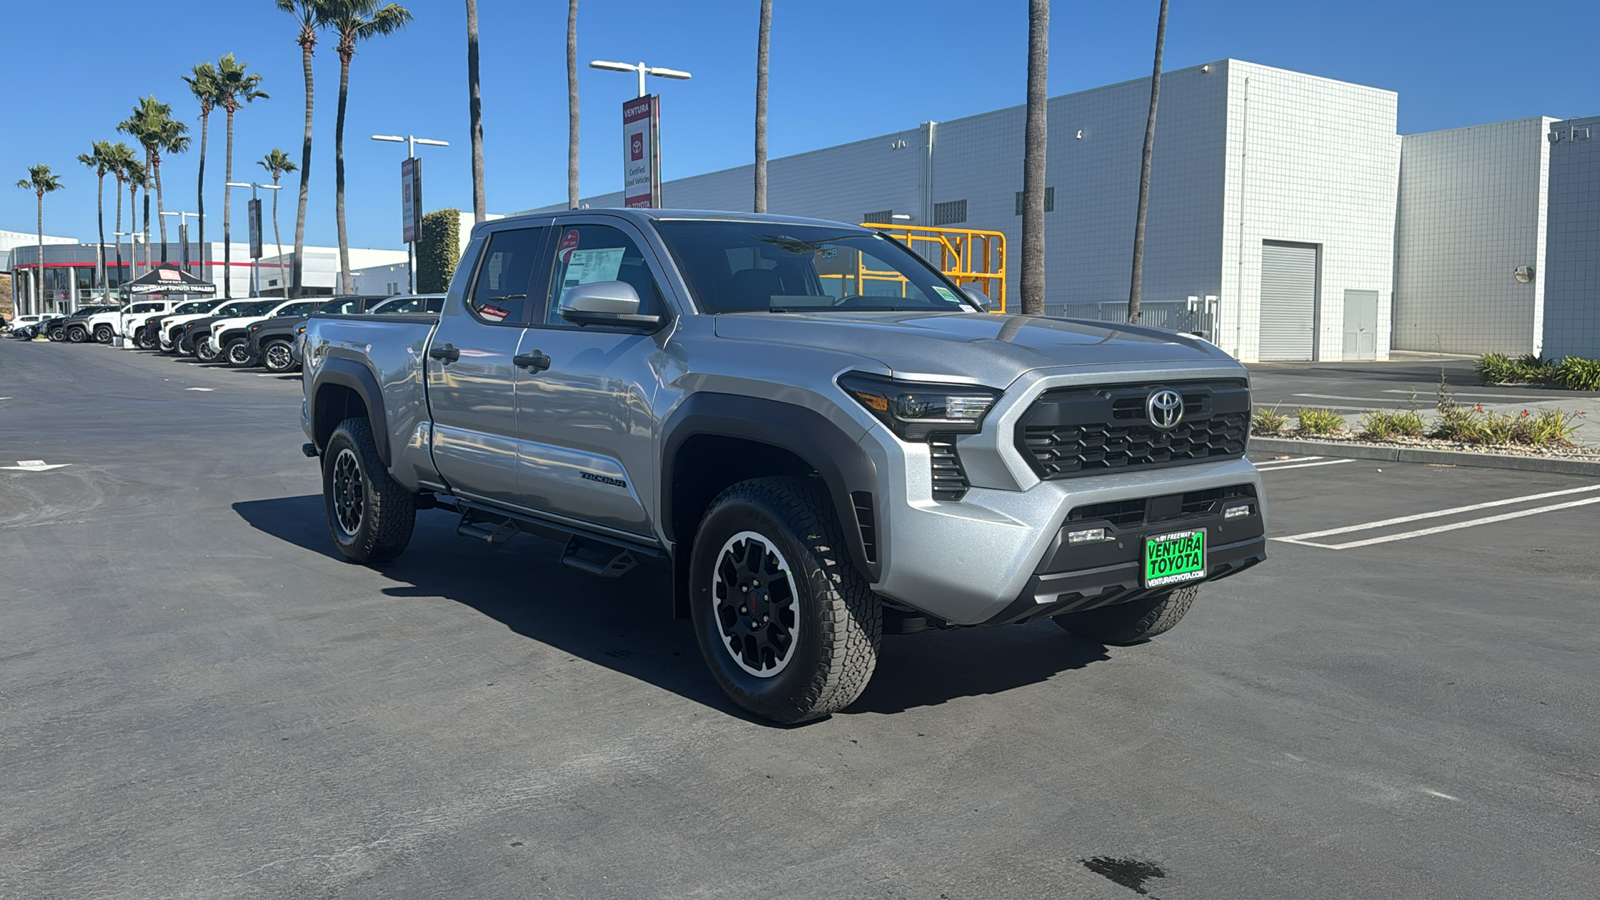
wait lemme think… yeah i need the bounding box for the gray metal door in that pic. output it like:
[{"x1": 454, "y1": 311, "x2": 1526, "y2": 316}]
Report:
[
  {"x1": 1342, "y1": 289, "x2": 1379, "y2": 360},
  {"x1": 1259, "y1": 241, "x2": 1318, "y2": 361}
]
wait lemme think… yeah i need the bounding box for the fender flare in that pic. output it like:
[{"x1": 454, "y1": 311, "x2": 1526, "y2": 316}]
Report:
[
  {"x1": 312, "y1": 357, "x2": 392, "y2": 466},
  {"x1": 660, "y1": 392, "x2": 880, "y2": 581}
]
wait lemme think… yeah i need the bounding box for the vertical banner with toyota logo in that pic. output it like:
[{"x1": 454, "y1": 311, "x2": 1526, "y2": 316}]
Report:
[
  {"x1": 248, "y1": 198, "x2": 263, "y2": 259},
  {"x1": 401, "y1": 157, "x2": 423, "y2": 243},
  {"x1": 622, "y1": 95, "x2": 661, "y2": 208}
]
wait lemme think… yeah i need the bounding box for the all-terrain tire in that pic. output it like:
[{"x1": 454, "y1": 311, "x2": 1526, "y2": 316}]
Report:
[
  {"x1": 1052, "y1": 584, "x2": 1200, "y2": 645},
  {"x1": 689, "y1": 476, "x2": 881, "y2": 725},
  {"x1": 262, "y1": 339, "x2": 296, "y2": 373},
  {"x1": 224, "y1": 338, "x2": 257, "y2": 367},
  {"x1": 322, "y1": 417, "x2": 416, "y2": 564},
  {"x1": 67, "y1": 324, "x2": 88, "y2": 343},
  {"x1": 94, "y1": 324, "x2": 114, "y2": 343},
  {"x1": 135, "y1": 328, "x2": 156, "y2": 350},
  {"x1": 196, "y1": 337, "x2": 219, "y2": 362}
]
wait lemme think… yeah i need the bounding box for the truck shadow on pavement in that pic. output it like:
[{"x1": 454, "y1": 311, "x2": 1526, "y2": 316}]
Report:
[{"x1": 232, "y1": 495, "x2": 1113, "y2": 722}]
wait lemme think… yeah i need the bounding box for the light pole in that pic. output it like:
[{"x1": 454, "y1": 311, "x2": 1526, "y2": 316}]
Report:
[
  {"x1": 371, "y1": 134, "x2": 449, "y2": 294},
  {"x1": 228, "y1": 182, "x2": 282, "y2": 297},
  {"x1": 115, "y1": 230, "x2": 146, "y2": 283},
  {"x1": 588, "y1": 59, "x2": 692, "y2": 98},
  {"x1": 160, "y1": 211, "x2": 204, "y2": 282}
]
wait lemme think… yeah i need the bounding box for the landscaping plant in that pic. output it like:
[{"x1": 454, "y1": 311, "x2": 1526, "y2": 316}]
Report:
[
  {"x1": 1294, "y1": 407, "x2": 1345, "y2": 436},
  {"x1": 1251, "y1": 406, "x2": 1289, "y2": 435}
]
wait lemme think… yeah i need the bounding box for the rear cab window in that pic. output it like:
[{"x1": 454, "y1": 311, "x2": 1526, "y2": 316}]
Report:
[{"x1": 468, "y1": 227, "x2": 548, "y2": 326}]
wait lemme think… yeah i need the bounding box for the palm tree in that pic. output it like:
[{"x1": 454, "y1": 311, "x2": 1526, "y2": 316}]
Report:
[
  {"x1": 106, "y1": 142, "x2": 138, "y2": 289},
  {"x1": 259, "y1": 149, "x2": 299, "y2": 299},
  {"x1": 466, "y1": 0, "x2": 485, "y2": 222},
  {"x1": 183, "y1": 62, "x2": 220, "y2": 277},
  {"x1": 567, "y1": 0, "x2": 579, "y2": 208},
  {"x1": 15, "y1": 165, "x2": 64, "y2": 316},
  {"x1": 278, "y1": 0, "x2": 330, "y2": 297},
  {"x1": 123, "y1": 159, "x2": 149, "y2": 274},
  {"x1": 77, "y1": 142, "x2": 115, "y2": 300},
  {"x1": 214, "y1": 54, "x2": 269, "y2": 298},
  {"x1": 118, "y1": 96, "x2": 191, "y2": 265},
  {"x1": 753, "y1": 0, "x2": 771, "y2": 213},
  {"x1": 1020, "y1": 0, "x2": 1049, "y2": 317},
  {"x1": 1128, "y1": 0, "x2": 1169, "y2": 325},
  {"x1": 328, "y1": 0, "x2": 413, "y2": 293}
]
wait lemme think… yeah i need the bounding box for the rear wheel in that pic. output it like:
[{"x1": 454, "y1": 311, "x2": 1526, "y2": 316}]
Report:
[
  {"x1": 94, "y1": 324, "x2": 114, "y2": 343},
  {"x1": 224, "y1": 338, "x2": 257, "y2": 367},
  {"x1": 262, "y1": 339, "x2": 296, "y2": 373},
  {"x1": 689, "y1": 476, "x2": 881, "y2": 724},
  {"x1": 322, "y1": 417, "x2": 416, "y2": 564},
  {"x1": 1051, "y1": 585, "x2": 1200, "y2": 645}
]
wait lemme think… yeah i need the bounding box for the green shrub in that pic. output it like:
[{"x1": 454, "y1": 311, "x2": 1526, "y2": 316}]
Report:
[
  {"x1": 1430, "y1": 405, "x2": 1578, "y2": 447},
  {"x1": 1294, "y1": 407, "x2": 1345, "y2": 436},
  {"x1": 1522, "y1": 408, "x2": 1581, "y2": 446},
  {"x1": 416, "y1": 208, "x2": 462, "y2": 294},
  {"x1": 1554, "y1": 356, "x2": 1600, "y2": 392},
  {"x1": 1359, "y1": 409, "x2": 1427, "y2": 440},
  {"x1": 1477, "y1": 353, "x2": 1515, "y2": 384},
  {"x1": 1251, "y1": 406, "x2": 1289, "y2": 435}
]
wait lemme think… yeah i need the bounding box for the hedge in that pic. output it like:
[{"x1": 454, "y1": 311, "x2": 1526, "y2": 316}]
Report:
[{"x1": 417, "y1": 208, "x2": 461, "y2": 294}]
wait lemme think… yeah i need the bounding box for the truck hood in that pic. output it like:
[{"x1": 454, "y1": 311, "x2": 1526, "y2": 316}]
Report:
[{"x1": 711, "y1": 311, "x2": 1238, "y2": 387}]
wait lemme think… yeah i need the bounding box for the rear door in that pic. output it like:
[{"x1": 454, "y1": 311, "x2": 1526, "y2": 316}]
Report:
[{"x1": 425, "y1": 225, "x2": 549, "y2": 508}]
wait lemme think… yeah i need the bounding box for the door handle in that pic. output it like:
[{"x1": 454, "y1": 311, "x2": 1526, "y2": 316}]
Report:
[
  {"x1": 513, "y1": 351, "x2": 552, "y2": 374},
  {"x1": 428, "y1": 343, "x2": 460, "y2": 363}
]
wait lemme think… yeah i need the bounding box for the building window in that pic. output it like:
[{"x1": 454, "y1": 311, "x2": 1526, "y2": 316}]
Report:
[
  {"x1": 863, "y1": 210, "x2": 893, "y2": 226},
  {"x1": 1014, "y1": 187, "x2": 1054, "y2": 215},
  {"x1": 932, "y1": 200, "x2": 967, "y2": 226}
]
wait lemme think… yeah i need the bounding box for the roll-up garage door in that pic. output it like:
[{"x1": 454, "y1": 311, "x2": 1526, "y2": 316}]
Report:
[{"x1": 1259, "y1": 241, "x2": 1318, "y2": 361}]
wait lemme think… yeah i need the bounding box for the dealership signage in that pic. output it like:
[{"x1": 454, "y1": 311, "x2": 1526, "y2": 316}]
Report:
[
  {"x1": 622, "y1": 95, "x2": 661, "y2": 208},
  {"x1": 248, "y1": 198, "x2": 263, "y2": 259},
  {"x1": 401, "y1": 157, "x2": 422, "y2": 243}
]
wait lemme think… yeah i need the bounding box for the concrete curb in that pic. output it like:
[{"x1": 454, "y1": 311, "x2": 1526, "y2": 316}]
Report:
[{"x1": 1251, "y1": 436, "x2": 1600, "y2": 477}]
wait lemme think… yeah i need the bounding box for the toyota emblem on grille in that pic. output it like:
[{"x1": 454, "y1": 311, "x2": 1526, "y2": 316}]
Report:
[{"x1": 1146, "y1": 389, "x2": 1184, "y2": 429}]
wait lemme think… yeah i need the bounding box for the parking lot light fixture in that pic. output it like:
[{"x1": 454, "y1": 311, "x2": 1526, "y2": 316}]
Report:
[
  {"x1": 588, "y1": 59, "x2": 692, "y2": 98},
  {"x1": 370, "y1": 135, "x2": 450, "y2": 293}
]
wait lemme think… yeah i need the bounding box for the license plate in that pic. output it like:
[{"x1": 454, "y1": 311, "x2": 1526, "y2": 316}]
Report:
[{"x1": 1144, "y1": 529, "x2": 1206, "y2": 588}]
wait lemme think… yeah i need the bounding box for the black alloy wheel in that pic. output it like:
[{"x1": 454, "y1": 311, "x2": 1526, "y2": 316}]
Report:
[
  {"x1": 321, "y1": 417, "x2": 416, "y2": 564},
  {"x1": 67, "y1": 324, "x2": 88, "y2": 343},
  {"x1": 135, "y1": 328, "x2": 156, "y2": 350},
  {"x1": 48, "y1": 326, "x2": 66, "y2": 342},
  {"x1": 225, "y1": 339, "x2": 257, "y2": 368},
  {"x1": 94, "y1": 324, "x2": 114, "y2": 343},
  {"x1": 196, "y1": 337, "x2": 219, "y2": 362}
]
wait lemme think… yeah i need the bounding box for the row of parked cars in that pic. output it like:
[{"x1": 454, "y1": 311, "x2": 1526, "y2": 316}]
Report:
[{"x1": 6, "y1": 293, "x2": 444, "y2": 373}]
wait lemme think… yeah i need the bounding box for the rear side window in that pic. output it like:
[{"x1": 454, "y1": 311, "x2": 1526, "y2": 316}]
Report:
[
  {"x1": 469, "y1": 227, "x2": 547, "y2": 326},
  {"x1": 321, "y1": 297, "x2": 364, "y2": 315},
  {"x1": 541, "y1": 224, "x2": 663, "y2": 326}
]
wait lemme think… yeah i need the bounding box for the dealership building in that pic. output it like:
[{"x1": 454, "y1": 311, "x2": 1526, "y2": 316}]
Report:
[{"x1": 536, "y1": 58, "x2": 1597, "y2": 363}]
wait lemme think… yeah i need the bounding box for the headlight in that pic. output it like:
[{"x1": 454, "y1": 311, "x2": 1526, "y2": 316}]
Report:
[{"x1": 836, "y1": 372, "x2": 1000, "y2": 442}]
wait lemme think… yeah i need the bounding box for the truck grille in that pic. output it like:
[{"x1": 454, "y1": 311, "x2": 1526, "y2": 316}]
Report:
[
  {"x1": 929, "y1": 435, "x2": 970, "y2": 501},
  {"x1": 1017, "y1": 381, "x2": 1249, "y2": 479}
]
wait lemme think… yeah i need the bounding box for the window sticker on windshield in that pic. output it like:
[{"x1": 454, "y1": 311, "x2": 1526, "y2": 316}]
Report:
[
  {"x1": 558, "y1": 229, "x2": 581, "y2": 263},
  {"x1": 562, "y1": 247, "x2": 625, "y2": 288},
  {"x1": 479, "y1": 305, "x2": 509, "y2": 321},
  {"x1": 933, "y1": 286, "x2": 962, "y2": 304}
]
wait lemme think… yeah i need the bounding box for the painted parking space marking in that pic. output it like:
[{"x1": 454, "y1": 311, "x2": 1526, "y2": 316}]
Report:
[
  {"x1": 1259, "y1": 459, "x2": 1352, "y2": 472},
  {"x1": 1273, "y1": 483, "x2": 1600, "y2": 550},
  {"x1": 185, "y1": 387, "x2": 215, "y2": 392},
  {"x1": 2, "y1": 460, "x2": 71, "y2": 471},
  {"x1": 1254, "y1": 456, "x2": 1323, "y2": 468}
]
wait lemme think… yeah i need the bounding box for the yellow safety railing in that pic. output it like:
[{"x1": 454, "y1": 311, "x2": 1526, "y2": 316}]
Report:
[{"x1": 859, "y1": 222, "x2": 1008, "y2": 313}]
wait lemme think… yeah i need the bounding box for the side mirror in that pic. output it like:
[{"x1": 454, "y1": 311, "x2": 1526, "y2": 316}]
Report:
[
  {"x1": 558, "y1": 281, "x2": 663, "y2": 329},
  {"x1": 961, "y1": 286, "x2": 993, "y2": 312}
]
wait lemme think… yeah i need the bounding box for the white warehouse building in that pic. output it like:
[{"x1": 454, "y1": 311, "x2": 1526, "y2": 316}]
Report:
[{"x1": 537, "y1": 59, "x2": 1404, "y2": 364}]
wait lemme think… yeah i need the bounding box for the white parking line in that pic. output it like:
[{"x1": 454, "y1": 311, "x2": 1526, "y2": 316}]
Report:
[
  {"x1": 1277, "y1": 497, "x2": 1600, "y2": 550},
  {"x1": 1378, "y1": 388, "x2": 1579, "y2": 402},
  {"x1": 1259, "y1": 459, "x2": 1352, "y2": 472},
  {"x1": 2, "y1": 460, "x2": 70, "y2": 471},
  {"x1": 185, "y1": 387, "x2": 215, "y2": 392},
  {"x1": 1254, "y1": 456, "x2": 1323, "y2": 467},
  {"x1": 1273, "y1": 483, "x2": 1600, "y2": 550}
]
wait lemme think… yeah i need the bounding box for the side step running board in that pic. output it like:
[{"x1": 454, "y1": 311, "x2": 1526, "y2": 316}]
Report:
[
  {"x1": 561, "y1": 536, "x2": 638, "y2": 578},
  {"x1": 457, "y1": 508, "x2": 520, "y2": 544}
]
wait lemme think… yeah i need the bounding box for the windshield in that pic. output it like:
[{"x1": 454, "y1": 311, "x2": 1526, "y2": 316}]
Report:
[{"x1": 653, "y1": 221, "x2": 978, "y2": 314}]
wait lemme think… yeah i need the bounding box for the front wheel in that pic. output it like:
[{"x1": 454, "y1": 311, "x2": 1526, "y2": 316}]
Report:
[
  {"x1": 322, "y1": 417, "x2": 416, "y2": 564},
  {"x1": 48, "y1": 327, "x2": 66, "y2": 342},
  {"x1": 135, "y1": 327, "x2": 156, "y2": 350},
  {"x1": 94, "y1": 324, "x2": 114, "y2": 343},
  {"x1": 1052, "y1": 584, "x2": 1200, "y2": 645},
  {"x1": 261, "y1": 339, "x2": 296, "y2": 373},
  {"x1": 196, "y1": 338, "x2": 219, "y2": 362},
  {"x1": 67, "y1": 324, "x2": 88, "y2": 343},
  {"x1": 689, "y1": 476, "x2": 881, "y2": 725},
  {"x1": 224, "y1": 338, "x2": 257, "y2": 367}
]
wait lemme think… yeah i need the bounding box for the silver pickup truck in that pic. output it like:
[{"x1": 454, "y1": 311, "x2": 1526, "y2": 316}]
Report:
[{"x1": 301, "y1": 209, "x2": 1266, "y2": 724}]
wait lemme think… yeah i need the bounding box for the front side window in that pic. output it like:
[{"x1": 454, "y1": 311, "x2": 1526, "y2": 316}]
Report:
[
  {"x1": 469, "y1": 227, "x2": 547, "y2": 326},
  {"x1": 542, "y1": 224, "x2": 664, "y2": 326},
  {"x1": 654, "y1": 221, "x2": 979, "y2": 314}
]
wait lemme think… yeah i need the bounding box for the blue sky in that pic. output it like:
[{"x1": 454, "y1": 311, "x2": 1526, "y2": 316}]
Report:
[{"x1": 4, "y1": 0, "x2": 1596, "y2": 250}]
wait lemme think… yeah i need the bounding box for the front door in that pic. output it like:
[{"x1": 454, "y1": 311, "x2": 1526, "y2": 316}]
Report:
[
  {"x1": 1342, "y1": 289, "x2": 1379, "y2": 360},
  {"x1": 425, "y1": 226, "x2": 547, "y2": 508},
  {"x1": 512, "y1": 219, "x2": 674, "y2": 539}
]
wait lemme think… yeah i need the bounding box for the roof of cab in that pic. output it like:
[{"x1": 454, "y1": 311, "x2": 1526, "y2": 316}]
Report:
[{"x1": 470, "y1": 208, "x2": 872, "y2": 240}]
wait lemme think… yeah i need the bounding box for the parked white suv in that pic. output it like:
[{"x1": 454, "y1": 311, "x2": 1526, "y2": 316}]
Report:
[{"x1": 202, "y1": 298, "x2": 315, "y2": 358}]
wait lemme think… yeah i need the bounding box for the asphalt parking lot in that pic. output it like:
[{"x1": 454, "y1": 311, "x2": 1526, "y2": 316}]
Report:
[{"x1": 3, "y1": 338, "x2": 1598, "y2": 899}]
